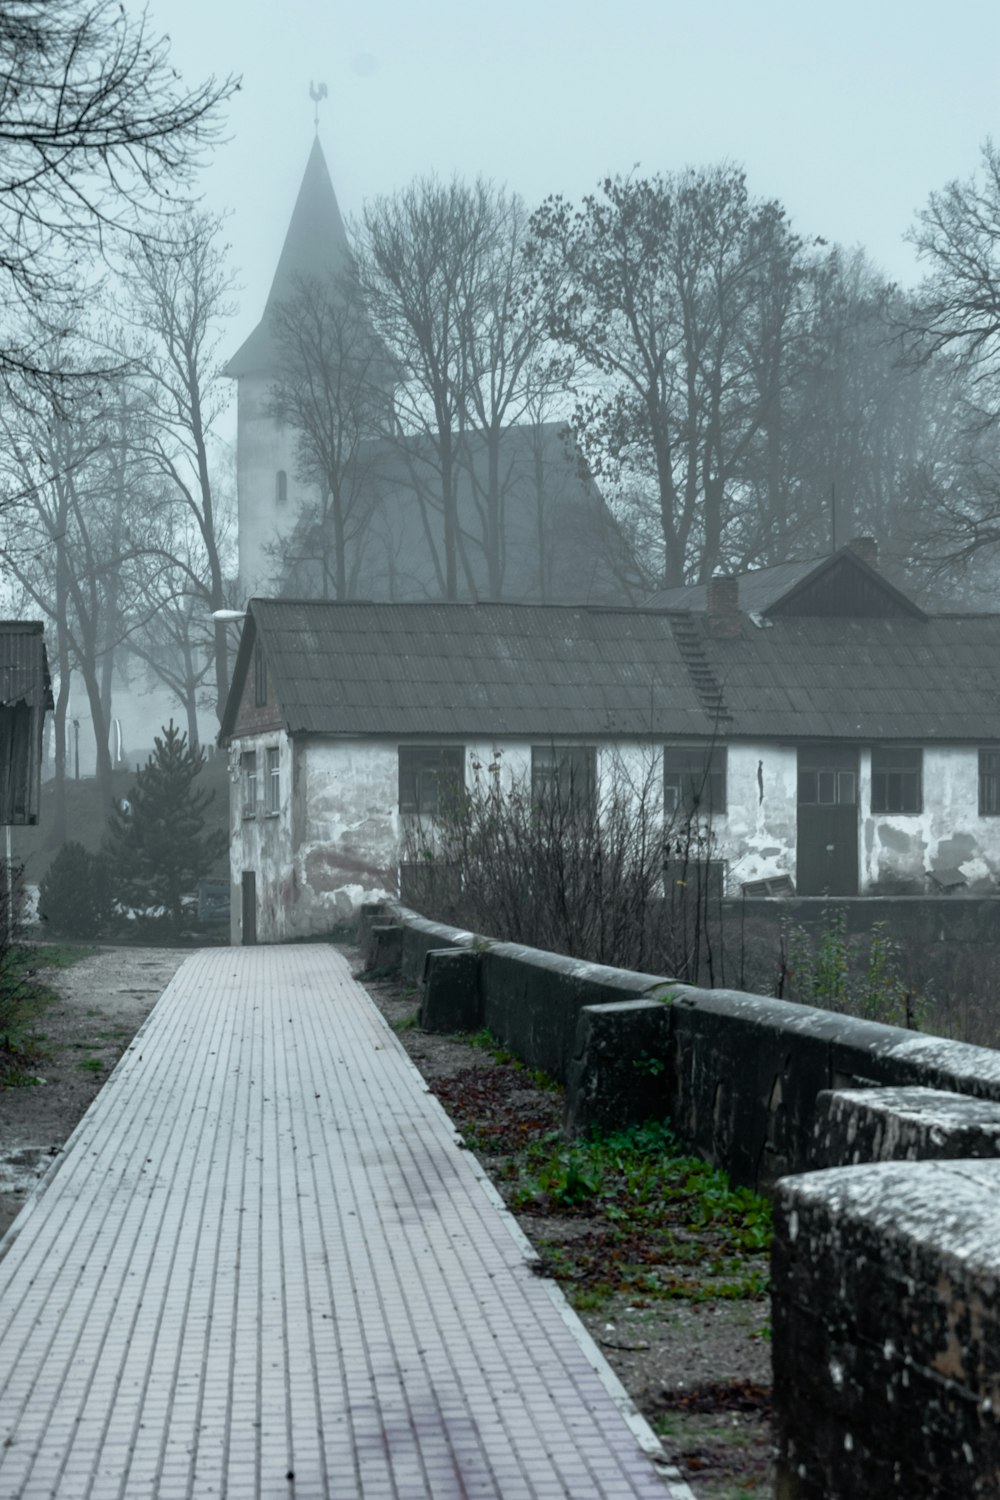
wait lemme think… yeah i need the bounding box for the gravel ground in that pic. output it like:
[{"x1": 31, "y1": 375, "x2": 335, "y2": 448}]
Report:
[{"x1": 0, "y1": 946, "x2": 186, "y2": 1239}]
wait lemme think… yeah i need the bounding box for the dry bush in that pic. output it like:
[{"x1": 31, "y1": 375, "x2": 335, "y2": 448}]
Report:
[{"x1": 400, "y1": 752, "x2": 728, "y2": 985}]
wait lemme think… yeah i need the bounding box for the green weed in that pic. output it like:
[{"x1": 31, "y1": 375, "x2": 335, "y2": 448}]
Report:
[
  {"x1": 0, "y1": 1068, "x2": 45, "y2": 1087},
  {"x1": 509, "y1": 1121, "x2": 772, "y2": 1303},
  {"x1": 78, "y1": 1057, "x2": 104, "y2": 1074},
  {"x1": 464, "y1": 1028, "x2": 518, "y2": 1066}
]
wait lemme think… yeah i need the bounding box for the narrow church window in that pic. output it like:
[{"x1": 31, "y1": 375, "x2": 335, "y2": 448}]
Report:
[
  {"x1": 275, "y1": 469, "x2": 287, "y2": 506},
  {"x1": 980, "y1": 750, "x2": 1000, "y2": 814},
  {"x1": 871, "y1": 747, "x2": 922, "y2": 814}
]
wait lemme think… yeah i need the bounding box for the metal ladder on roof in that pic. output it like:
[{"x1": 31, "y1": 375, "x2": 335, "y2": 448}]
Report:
[{"x1": 669, "y1": 614, "x2": 733, "y2": 726}]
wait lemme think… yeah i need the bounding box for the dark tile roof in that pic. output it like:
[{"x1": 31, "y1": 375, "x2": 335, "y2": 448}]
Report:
[
  {"x1": 708, "y1": 613, "x2": 1000, "y2": 740},
  {"x1": 221, "y1": 599, "x2": 1000, "y2": 745},
  {"x1": 0, "y1": 622, "x2": 52, "y2": 710},
  {"x1": 645, "y1": 558, "x2": 819, "y2": 614},
  {"x1": 644, "y1": 548, "x2": 960, "y2": 617}
]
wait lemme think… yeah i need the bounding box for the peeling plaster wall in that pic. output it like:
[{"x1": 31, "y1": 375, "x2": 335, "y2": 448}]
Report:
[
  {"x1": 862, "y1": 745, "x2": 1000, "y2": 891},
  {"x1": 720, "y1": 744, "x2": 798, "y2": 889},
  {"x1": 228, "y1": 729, "x2": 295, "y2": 945},
  {"x1": 291, "y1": 739, "x2": 399, "y2": 937},
  {"x1": 227, "y1": 734, "x2": 1000, "y2": 942}
]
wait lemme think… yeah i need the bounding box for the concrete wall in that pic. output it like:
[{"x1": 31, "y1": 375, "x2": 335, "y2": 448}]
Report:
[
  {"x1": 772, "y1": 1160, "x2": 1000, "y2": 1497},
  {"x1": 862, "y1": 744, "x2": 1000, "y2": 892},
  {"x1": 369, "y1": 902, "x2": 1000, "y2": 1494},
  {"x1": 377, "y1": 902, "x2": 1000, "y2": 1188}
]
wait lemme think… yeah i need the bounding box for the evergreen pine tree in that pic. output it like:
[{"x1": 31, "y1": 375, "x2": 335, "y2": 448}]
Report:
[{"x1": 105, "y1": 722, "x2": 227, "y2": 934}]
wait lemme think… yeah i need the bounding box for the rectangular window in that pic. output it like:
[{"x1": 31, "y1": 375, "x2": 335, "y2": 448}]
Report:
[
  {"x1": 797, "y1": 768, "x2": 857, "y2": 806},
  {"x1": 254, "y1": 644, "x2": 267, "y2": 706},
  {"x1": 980, "y1": 749, "x2": 1000, "y2": 815},
  {"x1": 241, "y1": 750, "x2": 257, "y2": 816},
  {"x1": 664, "y1": 745, "x2": 727, "y2": 819},
  {"x1": 266, "y1": 746, "x2": 280, "y2": 814},
  {"x1": 398, "y1": 745, "x2": 465, "y2": 815},
  {"x1": 871, "y1": 747, "x2": 922, "y2": 814},
  {"x1": 531, "y1": 745, "x2": 597, "y2": 813},
  {"x1": 275, "y1": 469, "x2": 287, "y2": 506}
]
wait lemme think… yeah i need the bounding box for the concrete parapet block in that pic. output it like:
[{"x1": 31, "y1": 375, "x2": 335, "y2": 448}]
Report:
[
  {"x1": 364, "y1": 923, "x2": 403, "y2": 974},
  {"x1": 813, "y1": 1086, "x2": 1000, "y2": 1168},
  {"x1": 565, "y1": 999, "x2": 672, "y2": 1137},
  {"x1": 773, "y1": 1159, "x2": 1000, "y2": 1498},
  {"x1": 421, "y1": 948, "x2": 483, "y2": 1034},
  {"x1": 356, "y1": 901, "x2": 388, "y2": 949}
]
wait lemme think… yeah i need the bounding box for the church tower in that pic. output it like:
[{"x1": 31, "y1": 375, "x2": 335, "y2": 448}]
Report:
[{"x1": 224, "y1": 138, "x2": 352, "y2": 597}]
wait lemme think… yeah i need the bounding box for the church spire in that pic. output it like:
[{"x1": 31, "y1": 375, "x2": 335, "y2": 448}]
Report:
[{"x1": 224, "y1": 136, "x2": 351, "y2": 379}]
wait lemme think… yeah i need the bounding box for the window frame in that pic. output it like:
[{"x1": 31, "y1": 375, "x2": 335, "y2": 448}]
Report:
[
  {"x1": 266, "y1": 746, "x2": 280, "y2": 815},
  {"x1": 530, "y1": 744, "x2": 597, "y2": 814},
  {"x1": 398, "y1": 745, "x2": 465, "y2": 816},
  {"x1": 870, "y1": 746, "x2": 923, "y2": 815},
  {"x1": 241, "y1": 750, "x2": 258, "y2": 817},
  {"x1": 979, "y1": 748, "x2": 1000, "y2": 815},
  {"x1": 664, "y1": 744, "x2": 727, "y2": 820}
]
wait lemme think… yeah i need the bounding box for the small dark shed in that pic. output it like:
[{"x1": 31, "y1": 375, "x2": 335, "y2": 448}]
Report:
[{"x1": 0, "y1": 622, "x2": 52, "y2": 825}]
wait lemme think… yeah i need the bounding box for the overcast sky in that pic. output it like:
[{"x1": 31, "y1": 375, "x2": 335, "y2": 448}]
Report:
[{"x1": 150, "y1": 0, "x2": 1000, "y2": 365}]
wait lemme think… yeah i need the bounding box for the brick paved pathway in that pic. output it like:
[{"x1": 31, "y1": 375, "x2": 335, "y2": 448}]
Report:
[{"x1": 0, "y1": 946, "x2": 692, "y2": 1499}]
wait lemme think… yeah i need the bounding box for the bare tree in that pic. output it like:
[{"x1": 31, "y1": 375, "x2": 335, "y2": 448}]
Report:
[
  {"x1": 454, "y1": 189, "x2": 559, "y2": 597},
  {"x1": 0, "y1": 373, "x2": 172, "y2": 818},
  {"x1": 113, "y1": 214, "x2": 238, "y2": 718},
  {"x1": 358, "y1": 178, "x2": 501, "y2": 600},
  {"x1": 0, "y1": 0, "x2": 238, "y2": 397},
  {"x1": 907, "y1": 142, "x2": 1000, "y2": 388},
  {"x1": 124, "y1": 523, "x2": 222, "y2": 750},
  {"x1": 898, "y1": 142, "x2": 1000, "y2": 576},
  {"x1": 525, "y1": 168, "x2": 803, "y2": 586},
  {"x1": 268, "y1": 269, "x2": 388, "y2": 598}
]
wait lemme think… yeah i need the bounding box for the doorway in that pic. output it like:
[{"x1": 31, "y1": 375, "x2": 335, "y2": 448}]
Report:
[
  {"x1": 241, "y1": 870, "x2": 257, "y2": 945},
  {"x1": 796, "y1": 746, "x2": 859, "y2": 896}
]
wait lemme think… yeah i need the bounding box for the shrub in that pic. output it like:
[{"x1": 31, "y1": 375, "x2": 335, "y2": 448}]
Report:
[
  {"x1": 400, "y1": 749, "x2": 726, "y2": 984},
  {"x1": 38, "y1": 841, "x2": 112, "y2": 939},
  {"x1": 779, "y1": 910, "x2": 922, "y2": 1028}
]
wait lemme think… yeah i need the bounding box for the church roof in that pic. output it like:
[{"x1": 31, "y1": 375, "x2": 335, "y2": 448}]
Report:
[{"x1": 223, "y1": 137, "x2": 352, "y2": 379}]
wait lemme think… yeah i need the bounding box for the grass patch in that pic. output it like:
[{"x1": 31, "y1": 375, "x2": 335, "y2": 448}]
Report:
[
  {"x1": 390, "y1": 1012, "x2": 420, "y2": 1032},
  {"x1": 0, "y1": 1068, "x2": 45, "y2": 1087},
  {"x1": 78, "y1": 1057, "x2": 104, "y2": 1074},
  {"x1": 31, "y1": 944, "x2": 97, "y2": 971},
  {"x1": 0, "y1": 943, "x2": 71, "y2": 1070},
  {"x1": 509, "y1": 1121, "x2": 771, "y2": 1306}
]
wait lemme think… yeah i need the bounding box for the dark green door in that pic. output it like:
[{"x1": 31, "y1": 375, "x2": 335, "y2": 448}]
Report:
[
  {"x1": 241, "y1": 870, "x2": 257, "y2": 945},
  {"x1": 796, "y1": 746, "x2": 858, "y2": 896}
]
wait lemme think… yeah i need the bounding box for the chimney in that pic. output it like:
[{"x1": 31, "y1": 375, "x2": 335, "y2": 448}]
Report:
[
  {"x1": 707, "y1": 574, "x2": 741, "y2": 638},
  {"x1": 847, "y1": 535, "x2": 879, "y2": 570}
]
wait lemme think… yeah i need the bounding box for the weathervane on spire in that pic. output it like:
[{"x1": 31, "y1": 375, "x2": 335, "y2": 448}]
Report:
[{"x1": 309, "y1": 81, "x2": 328, "y2": 133}]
